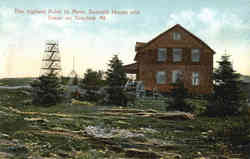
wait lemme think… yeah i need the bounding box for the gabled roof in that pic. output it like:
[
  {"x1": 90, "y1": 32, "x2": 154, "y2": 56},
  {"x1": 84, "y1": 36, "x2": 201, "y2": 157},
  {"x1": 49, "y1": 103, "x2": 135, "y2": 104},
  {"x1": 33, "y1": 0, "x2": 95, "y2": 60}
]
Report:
[{"x1": 134, "y1": 24, "x2": 216, "y2": 60}]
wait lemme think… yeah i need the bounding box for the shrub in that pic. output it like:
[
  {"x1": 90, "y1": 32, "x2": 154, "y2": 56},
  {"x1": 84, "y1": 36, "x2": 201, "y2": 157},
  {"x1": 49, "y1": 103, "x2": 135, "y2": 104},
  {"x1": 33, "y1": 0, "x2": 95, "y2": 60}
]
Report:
[
  {"x1": 167, "y1": 81, "x2": 192, "y2": 112},
  {"x1": 185, "y1": 98, "x2": 208, "y2": 115},
  {"x1": 215, "y1": 115, "x2": 250, "y2": 146},
  {"x1": 80, "y1": 89, "x2": 102, "y2": 102}
]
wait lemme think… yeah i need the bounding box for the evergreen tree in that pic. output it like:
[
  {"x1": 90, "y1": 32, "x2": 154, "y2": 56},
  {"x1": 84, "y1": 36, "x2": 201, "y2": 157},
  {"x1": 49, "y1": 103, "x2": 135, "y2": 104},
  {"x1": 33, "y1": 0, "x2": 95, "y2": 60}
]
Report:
[
  {"x1": 106, "y1": 55, "x2": 128, "y2": 105},
  {"x1": 208, "y1": 54, "x2": 245, "y2": 116},
  {"x1": 79, "y1": 69, "x2": 106, "y2": 102},
  {"x1": 168, "y1": 79, "x2": 191, "y2": 112},
  {"x1": 81, "y1": 69, "x2": 105, "y2": 89},
  {"x1": 72, "y1": 74, "x2": 79, "y2": 85},
  {"x1": 31, "y1": 73, "x2": 64, "y2": 106}
]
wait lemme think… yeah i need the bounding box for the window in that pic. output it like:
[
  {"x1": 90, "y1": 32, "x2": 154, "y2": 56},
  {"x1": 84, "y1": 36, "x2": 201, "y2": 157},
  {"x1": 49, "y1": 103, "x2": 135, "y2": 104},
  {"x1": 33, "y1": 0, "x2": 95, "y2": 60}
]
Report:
[
  {"x1": 172, "y1": 70, "x2": 183, "y2": 83},
  {"x1": 173, "y1": 48, "x2": 182, "y2": 62},
  {"x1": 157, "y1": 48, "x2": 167, "y2": 62},
  {"x1": 173, "y1": 32, "x2": 181, "y2": 40},
  {"x1": 192, "y1": 49, "x2": 200, "y2": 62},
  {"x1": 156, "y1": 71, "x2": 166, "y2": 84},
  {"x1": 192, "y1": 72, "x2": 199, "y2": 86}
]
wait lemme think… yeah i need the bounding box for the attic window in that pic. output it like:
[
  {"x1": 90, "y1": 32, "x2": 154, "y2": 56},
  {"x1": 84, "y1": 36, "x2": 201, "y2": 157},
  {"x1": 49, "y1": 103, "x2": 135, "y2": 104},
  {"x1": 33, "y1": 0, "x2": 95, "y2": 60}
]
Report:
[
  {"x1": 157, "y1": 48, "x2": 167, "y2": 62},
  {"x1": 173, "y1": 32, "x2": 181, "y2": 40},
  {"x1": 192, "y1": 49, "x2": 200, "y2": 62}
]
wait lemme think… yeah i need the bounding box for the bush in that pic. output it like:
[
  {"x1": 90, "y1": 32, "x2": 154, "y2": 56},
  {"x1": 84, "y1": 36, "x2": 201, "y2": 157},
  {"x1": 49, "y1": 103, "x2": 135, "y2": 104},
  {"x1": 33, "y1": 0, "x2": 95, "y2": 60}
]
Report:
[
  {"x1": 167, "y1": 81, "x2": 192, "y2": 112},
  {"x1": 215, "y1": 115, "x2": 250, "y2": 146},
  {"x1": 80, "y1": 89, "x2": 102, "y2": 102},
  {"x1": 185, "y1": 98, "x2": 208, "y2": 115}
]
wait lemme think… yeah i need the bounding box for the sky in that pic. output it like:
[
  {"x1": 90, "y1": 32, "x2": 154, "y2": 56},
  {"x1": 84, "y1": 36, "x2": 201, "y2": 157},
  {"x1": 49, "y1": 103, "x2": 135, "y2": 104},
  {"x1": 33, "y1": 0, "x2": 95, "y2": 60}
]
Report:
[{"x1": 0, "y1": 0, "x2": 250, "y2": 78}]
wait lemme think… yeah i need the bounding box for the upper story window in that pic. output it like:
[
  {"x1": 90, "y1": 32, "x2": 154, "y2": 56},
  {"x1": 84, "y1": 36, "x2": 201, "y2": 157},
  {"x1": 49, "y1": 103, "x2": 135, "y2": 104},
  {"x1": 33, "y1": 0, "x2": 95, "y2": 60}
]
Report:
[
  {"x1": 173, "y1": 48, "x2": 183, "y2": 62},
  {"x1": 156, "y1": 71, "x2": 166, "y2": 84},
  {"x1": 192, "y1": 72, "x2": 200, "y2": 86},
  {"x1": 191, "y1": 48, "x2": 200, "y2": 62},
  {"x1": 157, "y1": 48, "x2": 167, "y2": 62},
  {"x1": 172, "y1": 70, "x2": 183, "y2": 83},
  {"x1": 173, "y1": 32, "x2": 181, "y2": 40}
]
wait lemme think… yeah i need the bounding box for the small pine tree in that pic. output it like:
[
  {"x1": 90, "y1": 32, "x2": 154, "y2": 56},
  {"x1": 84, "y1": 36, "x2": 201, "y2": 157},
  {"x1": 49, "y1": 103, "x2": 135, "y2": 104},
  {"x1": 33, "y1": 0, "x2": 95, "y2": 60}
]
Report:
[
  {"x1": 208, "y1": 54, "x2": 246, "y2": 116},
  {"x1": 106, "y1": 54, "x2": 128, "y2": 105},
  {"x1": 81, "y1": 69, "x2": 105, "y2": 89},
  {"x1": 31, "y1": 73, "x2": 64, "y2": 106},
  {"x1": 72, "y1": 74, "x2": 79, "y2": 85},
  {"x1": 168, "y1": 79, "x2": 191, "y2": 112}
]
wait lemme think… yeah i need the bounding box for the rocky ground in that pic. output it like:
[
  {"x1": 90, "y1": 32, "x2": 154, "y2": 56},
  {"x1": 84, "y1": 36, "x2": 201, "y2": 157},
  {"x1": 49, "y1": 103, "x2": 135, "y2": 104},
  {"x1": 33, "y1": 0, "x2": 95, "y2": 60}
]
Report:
[{"x1": 0, "y1": 78, "x2": 249, "y2": 158}]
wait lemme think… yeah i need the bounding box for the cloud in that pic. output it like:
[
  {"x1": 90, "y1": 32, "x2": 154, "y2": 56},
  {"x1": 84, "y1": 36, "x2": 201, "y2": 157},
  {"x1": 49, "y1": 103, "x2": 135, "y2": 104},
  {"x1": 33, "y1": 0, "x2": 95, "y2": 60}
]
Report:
[
  {"x1": 1, "y1": 6, "x2": 250, "y2": 77},
  {"x1": 0, "y1": 6, "x2": 153, "y2": 77},
  {"x1": 197, "y1": 8, "x2": 215, "y2": 23},
  {"x1": 166, "y1": 8, "x2": 250, "y2": 75}
]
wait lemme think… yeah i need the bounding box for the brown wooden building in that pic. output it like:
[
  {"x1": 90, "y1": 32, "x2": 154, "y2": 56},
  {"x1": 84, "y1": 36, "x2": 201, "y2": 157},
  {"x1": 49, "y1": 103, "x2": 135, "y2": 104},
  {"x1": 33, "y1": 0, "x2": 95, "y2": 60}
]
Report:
[{"x1": 124, "y1": 24, "x2": 215, "y2": 94}]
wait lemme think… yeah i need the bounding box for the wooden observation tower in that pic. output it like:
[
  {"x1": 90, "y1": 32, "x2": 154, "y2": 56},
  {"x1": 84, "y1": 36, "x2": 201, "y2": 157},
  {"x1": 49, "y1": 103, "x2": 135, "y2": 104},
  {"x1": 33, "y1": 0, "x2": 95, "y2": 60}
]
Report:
[{"x1": 40, "y1": 40, "x2": 62, "y2": 76}]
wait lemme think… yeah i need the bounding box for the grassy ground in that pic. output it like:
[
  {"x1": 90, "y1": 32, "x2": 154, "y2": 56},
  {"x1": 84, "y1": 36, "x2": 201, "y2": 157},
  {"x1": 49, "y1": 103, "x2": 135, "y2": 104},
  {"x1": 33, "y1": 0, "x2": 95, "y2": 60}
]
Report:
[
  {"x1": 0, "y1": 77, "x2": 34, "y2": 86},
  {"x1": 0, "y1": 80, "x2": 249, "y2": 158}
]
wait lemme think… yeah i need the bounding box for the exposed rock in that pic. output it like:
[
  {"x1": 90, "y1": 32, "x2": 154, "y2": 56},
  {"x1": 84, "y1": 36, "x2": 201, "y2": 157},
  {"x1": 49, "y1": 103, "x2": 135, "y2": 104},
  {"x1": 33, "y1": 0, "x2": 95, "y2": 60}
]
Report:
[
  {"x1": 22, "y1": 99, "x2": 32, "y2": 105},
  {"x1": 219, "y1": 156, "x2": 229, "y2": 159},
  {"x1": 0, "y1": 152, "x2": 14, "y2": 158},
  {"x1": 0, "y1": 132, "x2": 9, "y2": 138},
  {"x1": 139, "y1": 127, "x2": 159, "y2": 134},
  {"x1": 57, "y1": 149, "x2": 71, "y2": 158},
  {"x1": 0, "y1": 85, "x2": 31, "y2": 90},
  {"x1": 71, "y1": 99, "x2": 95, "y2": 106},
  {"x1": 136, "y1": 111, "x2": 195, "y2": 120},
  {"x1": 102, "y1": 108, "x2": 194, "y2": 120},
  {"x1": 84, "y1": 125, "x2": 144, "y2": 139},
  {"x1": 0, "y1": 139, "x2": 16, "y2": 146},
  {"x1": 116, "y1": 120, "x2": 128, "y2": 125},
  {"x1": 124, "y1": 148, "x2": 161, "y2": 158},
  {"x1": 194, "y1": 157, "x2": 207, "y2": 159},
  {"x1": 20, "y1": 90, "x2": 31, "y2": 96},
  {"x1": 137, "y1": 138, "x2": 181, "y2": 149},
  {"x1": 59, "y1": 118, "x2": 74, "y2": 121},
  {"x1": 174, "y1": 130, "x2": 184, "y2": 133},
  {"x1": 124, "y1": 148, "x2": 182, "y2": 159},
  {"x1": 104, "y1": 108, "x2": 144, "y2": 113},
  {"x1": 201, "y1": 132, "x2": 208, "y2": 135},
  {"x1": 146, "y1": 109, "x2": 158, "y2": 113},
  {"x1": 51, "y1": 127, "x2": 73, "y2": 132},
  {"x1": 7, "y1": 106, "x2": 72, "y2": 118},
  {"x1": 24, "y1": 117, "x2": 49, "y2": 123},
  {"x1": 0, "y1": 111, "x2": 9, "y2": 116},
  {"x1": 207, "y1": 130, "x2": 213, "y2": 133},
  {"x1": 7, "y1": 145, "x2": 28, "y2": 153}
]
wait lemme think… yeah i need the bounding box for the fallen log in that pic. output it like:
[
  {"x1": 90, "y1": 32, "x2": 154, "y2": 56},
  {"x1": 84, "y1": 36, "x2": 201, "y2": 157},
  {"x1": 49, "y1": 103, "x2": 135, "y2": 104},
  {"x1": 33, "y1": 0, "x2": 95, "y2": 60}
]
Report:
[{"x1": 136, "y1": 111, "x2": 195, "y2": 120}]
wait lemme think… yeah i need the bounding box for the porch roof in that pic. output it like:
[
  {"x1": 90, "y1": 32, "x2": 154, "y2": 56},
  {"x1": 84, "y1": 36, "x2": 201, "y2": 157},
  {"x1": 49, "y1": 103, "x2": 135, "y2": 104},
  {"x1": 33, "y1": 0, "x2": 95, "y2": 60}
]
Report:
[{"x1": 123, "y1": 63, "x2": 138, "y2": 74}]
